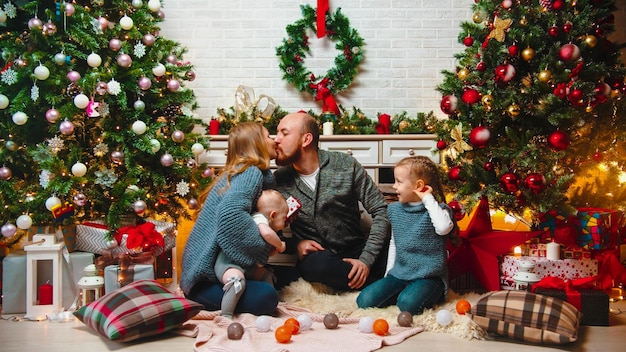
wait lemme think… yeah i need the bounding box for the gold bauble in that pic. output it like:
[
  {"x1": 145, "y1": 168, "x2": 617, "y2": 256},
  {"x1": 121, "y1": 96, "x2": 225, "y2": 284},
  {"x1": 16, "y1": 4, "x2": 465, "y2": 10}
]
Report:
[
  {"x1": 520, "y1": 16, "x2": 528, "y2": 26},
  {"x1": 585, "y1": 104, "x2": 594, "y2": 113},
  {"x1": 507, "y1": 103, "x2": 521, "y2": 117},
  {"x1": 584, "y1": 35, "x2": 597, "y2": 48},
  {"x1": 521, "y1": 47, "x2": 535, "y2": 61},
  {"x1": 481, "y1": 94, "x2": 493, "y2": 106},
  {"x1": 472, "y1": 13, "x2": 482, "y2": 23},
  {"x1": 538, "y1": 70, "x2": 552, "y2": 83},
  {"x1": 398, "y1": 120, "x2": 409, "y2": 131},
  {"x1": 457, "y1": 68, "x2": 470, "y2": 80}
]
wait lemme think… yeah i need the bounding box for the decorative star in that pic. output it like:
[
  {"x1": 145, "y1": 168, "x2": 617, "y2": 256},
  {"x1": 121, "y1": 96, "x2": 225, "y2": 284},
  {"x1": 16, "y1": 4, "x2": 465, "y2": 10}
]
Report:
[
  {"x1": 447, "y1": 197, "x2": 543, "y2": 291},
  {"x1": 448, "y1": 123, "x2": 472, "y2": 159},
  {"x1": 487, "y1": 16, "x2": 512, "y2": 42}
]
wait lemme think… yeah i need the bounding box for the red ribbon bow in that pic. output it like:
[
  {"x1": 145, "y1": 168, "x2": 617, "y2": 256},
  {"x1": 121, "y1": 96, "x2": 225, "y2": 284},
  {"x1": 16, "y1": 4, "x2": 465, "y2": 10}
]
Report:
[
  {"x1": 531, "y1": 276, "x2": 597, "y2": 310},
  {"x1": 114, "y1": 222, "x2": 164, "y2": 253},
  {"x1": 310, "y1": 77, "x2": 340, "y2": 116},
  {"x1": 317, "y1": 0, "x2": 329, "y2": 38}
]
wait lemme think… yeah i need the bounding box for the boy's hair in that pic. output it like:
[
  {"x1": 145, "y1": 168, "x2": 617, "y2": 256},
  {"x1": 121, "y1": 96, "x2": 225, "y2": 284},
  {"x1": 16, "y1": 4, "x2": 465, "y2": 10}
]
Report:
[{"x1": 256, "y1": 189, "x2": 288, "y2": 216}]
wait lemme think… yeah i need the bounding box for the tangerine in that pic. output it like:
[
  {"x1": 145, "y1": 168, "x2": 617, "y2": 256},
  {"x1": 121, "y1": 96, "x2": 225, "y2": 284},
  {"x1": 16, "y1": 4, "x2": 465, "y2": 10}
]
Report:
[
  {"x1": 455, "y1": 299, "x2": 471, "y2": 315},
  {"x1": 372, "y1": 318, "x2": 389, "y2": 336},
  {"x1": 275, "y1": 325, "x2": 292, "y2": 343}
]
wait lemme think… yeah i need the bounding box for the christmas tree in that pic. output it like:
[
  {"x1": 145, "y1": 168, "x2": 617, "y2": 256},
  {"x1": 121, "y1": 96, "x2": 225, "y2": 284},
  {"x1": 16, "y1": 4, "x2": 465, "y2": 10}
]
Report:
[
  {"x1": 0, "y1": 0, "x2": 210, "y2": 247},
  {"x1": 434, "y1": 0, "x2": 626, "y2": 220}
]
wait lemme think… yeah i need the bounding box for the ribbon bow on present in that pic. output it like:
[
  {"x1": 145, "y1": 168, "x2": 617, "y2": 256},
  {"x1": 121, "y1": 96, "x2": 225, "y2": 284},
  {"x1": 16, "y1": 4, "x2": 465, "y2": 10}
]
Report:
[
  {"x1": 114, "y1": 222, "x2": 164, "y2": 253},
  {"x1": 234, "y1": 85, "x2": 276, "y2": 123},
  {"x1": 531, "y1": 276, "x2": 598, "y2": 310}
]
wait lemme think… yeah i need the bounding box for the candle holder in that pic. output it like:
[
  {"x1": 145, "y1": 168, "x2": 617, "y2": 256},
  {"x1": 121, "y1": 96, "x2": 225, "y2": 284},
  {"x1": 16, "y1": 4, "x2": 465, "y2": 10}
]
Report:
[
  {"x1": 24, "y1": 235, "x2": 64, "y2": 320},
  {"x1": 77, "y1": 264, "x2": 104, "y2": 306},
  {"x1": 512, "y1": 260, "x2": 541, "y2": 291}
]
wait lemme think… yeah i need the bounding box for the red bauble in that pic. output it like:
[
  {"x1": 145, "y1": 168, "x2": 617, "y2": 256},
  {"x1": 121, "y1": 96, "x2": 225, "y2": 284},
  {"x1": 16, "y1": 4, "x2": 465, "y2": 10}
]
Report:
[
  {"x1": 440, "y1": 95, "x2": 458, "y2": 115},
  {"x1": 462, "y1": 88, "x2": 481, "y2": 105},
  {"x1": 552, "y1": 0, "x2": 564, "y2": 10},
  {"x1": 595, "y1": 82, "x2": 611, "y2": 97},
  {"x1": 568, "y1": 88, "x2": 584, "y2": 105},
  {"x1": 448, "y1": 166, "x2": 462, "y2": 181},
  {"x1": 548, "y1": 26, "x2": 559, "y2": 37},
  {"x1": 484, "y1": 161, "x2": 494, "y2": 172},
  {"x1": 476, "y1": 61, "x2": 486, "y2": 72},
  {"x1": 463, "y1": 37, "x2": 474, "y2": 46},
  {"x1": 548, "y1": 130, "x2": 570, "y2": 151},
  {"x1": 469, "y1": 126, "x2": 491, "y2": 148},
  {"x1": 500, "y1": 172, "x2": 520, "y2": 194},
  {"x1": 436, "y1": 140, "x2": 447, "y2": 150},
  {"x1": 494, "y1": 63, "x2": 516, "y2": 84},
  {"x1": 523, "y1": 173, "x2": 546, "y2": 194},
  {"x1": 508, "y1": 44, "x2": 519, "y2": 56},
  {"x1": 558, "y1": 43, "x2": 581, "y2": 62},
  {"x1": 448, "y1": 200, "x2": 466, "y2": 221},
  {"x1": 593, "y1": 152, "x2": 604, "y2": 162},
  {"x1": 563, "y1": 22, "x2": 573, "y2": 33}
]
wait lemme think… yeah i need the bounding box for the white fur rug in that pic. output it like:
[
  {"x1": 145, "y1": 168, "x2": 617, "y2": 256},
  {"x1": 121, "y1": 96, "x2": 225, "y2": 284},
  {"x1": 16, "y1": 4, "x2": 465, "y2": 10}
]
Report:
[{"x1": 279, "y1": 279, "x2": 489, "y2": 341}]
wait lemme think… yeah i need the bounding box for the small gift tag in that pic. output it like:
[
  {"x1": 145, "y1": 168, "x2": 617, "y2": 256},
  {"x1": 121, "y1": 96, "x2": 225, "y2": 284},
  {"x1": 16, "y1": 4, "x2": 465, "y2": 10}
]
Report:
[{"x1": 286, "y1": 196, "x2": 302, "y2": 223}]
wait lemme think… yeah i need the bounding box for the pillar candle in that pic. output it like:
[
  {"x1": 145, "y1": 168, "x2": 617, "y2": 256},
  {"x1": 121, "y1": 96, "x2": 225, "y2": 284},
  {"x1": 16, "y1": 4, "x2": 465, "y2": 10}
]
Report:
[
  {"x1": 39, "y1": 282, "x2": 53, "y2": 305},
  {"x1": 546, "y1": 241, "x2": 560, "y2": 260},
  {"x1": 209, "y1": 119, "x2": 220, "y2": 135},
  {"x1": 323, "y1": 121, "x2": 333, "y2": 135}
]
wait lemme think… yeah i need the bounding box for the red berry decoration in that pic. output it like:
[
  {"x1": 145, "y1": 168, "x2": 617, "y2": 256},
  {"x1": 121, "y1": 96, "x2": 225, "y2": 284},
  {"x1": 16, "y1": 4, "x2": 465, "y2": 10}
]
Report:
[
  {"x1": 559, "y1": 43, "x2": 581, "y2": 62},
  {"x1": 463, "y1": 36, "x2": 474, "y2": 46},
  {"x1": 548, "y1": 130, "x2": 570, "y2": 151},
  {"x1": 461, "y1": 88, "x2": 481, "y2": 105},
  {"x1": 448, "y1": 200, "x2": 466, "y2": 221},
  {"x1": 500, "y1": 172, "x2": 520, "y2": 194},
  {"x1": 469, "y1": 126, "x2": 491, "y2": 148},
  {"x1": 440, "y1": 95, "x2": 458, "y2": 115},
  {"x1": 523, "y1": 173, "x2": 547, "y2": 194},
  {"x1": 436, "y1": 140, "x2": 447, "y2": 150},
  {"x1": 494, "y1": 63, "x2": 516, "y2": 84},
  {"x1": 448, "y1": 166, "x2": 462, "y2": 181}
]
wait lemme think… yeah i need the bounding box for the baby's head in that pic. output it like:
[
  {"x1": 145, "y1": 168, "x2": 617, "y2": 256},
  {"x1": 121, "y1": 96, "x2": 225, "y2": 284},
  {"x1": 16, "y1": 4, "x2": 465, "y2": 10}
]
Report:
[{"x1": 257, "y1": 189, "x2": 289, "y2": 231}]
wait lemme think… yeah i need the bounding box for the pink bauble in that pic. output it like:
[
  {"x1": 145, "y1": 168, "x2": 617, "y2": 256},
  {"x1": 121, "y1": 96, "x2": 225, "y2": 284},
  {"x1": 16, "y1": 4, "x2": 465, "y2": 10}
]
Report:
[
  {"x1": 43, "y1": 21, "x2": 57, "y2": 36},
  {"x1": 96, "y1": 81, "x2": 108, "y2": 95},
  {"x1": 1, "y1": 223, "x2": 17, "y2": 238},
  {"x1": 469, "y1": 126, "x2": 491, "y2": 148},
  {"x1": 167, "y1": 79, "x2": 180, "y2": 92},
  {"x1": 98, "y1": 16, "x2": 109, "y2": 30},
  {"x1": 28, "y1": 17, "x2": 43, "y2": 29},
  {"x1": 111, "y1": 151, "x2": 125, "y2": 164},
  {"x1": 461, "y1": 88, "x2": 481, "y2": 105},
  {"x1": 202, "y1": 168, "x2": 213, "y2": 178},
  {"x1": 166, "y1": 54, "x2": 177, "y2": 64},
  {"x1": 138, "y1": 76, "x2": 152, "y2": 90},
  {"x1": 548, "y1": 130, "x2": 570, "y2": 151},
  {"x1": 440, "y1": 95, "x2": 458, "y2": 115},
  {"x1": 187, "y1": 198, "x2": 199, "y2": 210},
  {"x1": 161, "y1": 153, "x2": 174, "y2": 167},
  {"x1": 109, "y1": 38, "x2": 122, "y2": 51},
  {"x1": 117, "y1": 53, "x2": 132, "y2": 68},
  {"x1": 185, "y1": 71, "x2": 196, "y2": 81},
  {"x1": 171, "y1": 130, "x2": 185, "y2": 142},
  {"x1": 65, "y1": 3, "x2": 75, "y2": 16},
  {"x1": 558, "y1": 43, "x2": 581, "y2": 62},
  {"x1": 67, "y1": 70, "x2": 81, "y2": 82},
  {"x1": 73, "y1": 193, "x2": 87, "y2": 207},
  {"x1": 46, "y1": 108, "x2": 60, "y2": 123},
  {"x1": 158, "y1": 10, "x2": 165, "y2": 19},
  {"x1": 0, "y1": 166, "x2": 12, "y2": 180},
  {"x1": 142, "y1": 33, "x2": 156, "y2": 46},
  {"x1": 495, "y1": 63, "x2": 516, "y2": 84},
  {"x1": 59, "y1": 120, "x2": 75, "y2": 135}
]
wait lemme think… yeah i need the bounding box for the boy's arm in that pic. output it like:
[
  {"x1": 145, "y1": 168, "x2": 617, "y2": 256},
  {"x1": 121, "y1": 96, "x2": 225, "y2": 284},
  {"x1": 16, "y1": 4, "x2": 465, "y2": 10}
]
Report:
[{"x1": 253, "y1": 213, "x2": 286, "y2": 252}]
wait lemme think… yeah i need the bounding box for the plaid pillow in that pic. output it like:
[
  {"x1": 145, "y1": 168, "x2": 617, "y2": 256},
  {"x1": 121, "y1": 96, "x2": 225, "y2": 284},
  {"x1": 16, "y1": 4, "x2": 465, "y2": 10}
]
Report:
[
  {"x1": 469, "y1": 290, "x2": 581, "y2": 344},
  {"x1": 73, "y1": 279, "x2": 203, "y2": 342}
]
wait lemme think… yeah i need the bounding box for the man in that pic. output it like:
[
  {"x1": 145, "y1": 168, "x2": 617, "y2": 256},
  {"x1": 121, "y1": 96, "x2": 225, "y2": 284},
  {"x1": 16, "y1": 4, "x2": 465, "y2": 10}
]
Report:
[{"x1": 273, "y1": 112, "x2": 390, "y2": 291}]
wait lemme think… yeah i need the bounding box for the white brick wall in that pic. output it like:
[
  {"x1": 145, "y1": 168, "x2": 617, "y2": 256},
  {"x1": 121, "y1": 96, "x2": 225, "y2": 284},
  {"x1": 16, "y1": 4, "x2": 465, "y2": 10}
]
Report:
[{"x1": 158, "y1": 0, "x2": 625, "y2": 123}]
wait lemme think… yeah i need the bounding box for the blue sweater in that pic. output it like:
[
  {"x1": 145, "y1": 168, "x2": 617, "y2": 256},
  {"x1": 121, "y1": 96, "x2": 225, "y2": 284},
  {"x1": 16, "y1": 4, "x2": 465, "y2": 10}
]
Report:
[
  {"x1": 387, "y1": 201, "x2": 450, "y2": 295},
  {"x1": 180, "y1": 167, "x2": 274, "y2": 295}
]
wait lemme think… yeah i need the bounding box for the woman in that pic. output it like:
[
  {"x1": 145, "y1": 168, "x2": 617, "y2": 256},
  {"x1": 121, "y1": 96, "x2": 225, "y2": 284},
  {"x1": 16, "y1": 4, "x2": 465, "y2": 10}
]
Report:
[{"x1": 180, "y1": 122, "x2": 279, "y2": 316}]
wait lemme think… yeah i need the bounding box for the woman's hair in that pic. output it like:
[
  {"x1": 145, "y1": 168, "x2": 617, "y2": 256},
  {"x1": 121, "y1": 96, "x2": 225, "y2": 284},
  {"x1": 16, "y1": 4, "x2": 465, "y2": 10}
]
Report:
[
  {"x1": 196, "y1": 122, "x2": 271, "y2": 208},
  {"x1": 395, "y1": 156, "x2": 446, "y2": 203}
]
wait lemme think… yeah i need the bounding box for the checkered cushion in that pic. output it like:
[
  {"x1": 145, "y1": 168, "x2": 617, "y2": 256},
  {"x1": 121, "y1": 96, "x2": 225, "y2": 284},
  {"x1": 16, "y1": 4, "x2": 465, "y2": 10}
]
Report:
[
  {"x1": 469, "y1": 290, "x2": 581, "y2": 344},
  {"x1": 73, "y1": 279, "x2": 203, "y2": 342}
]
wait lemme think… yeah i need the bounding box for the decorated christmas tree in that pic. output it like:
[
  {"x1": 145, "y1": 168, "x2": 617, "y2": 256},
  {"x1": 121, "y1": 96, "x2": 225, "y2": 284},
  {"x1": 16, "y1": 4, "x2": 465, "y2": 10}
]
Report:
[
  {"x1": 0, "y1": 0, "x2": 210, "y2": 248},
  {"x1": 434, "y1": 0, "x2": 626, "y2": 220}
]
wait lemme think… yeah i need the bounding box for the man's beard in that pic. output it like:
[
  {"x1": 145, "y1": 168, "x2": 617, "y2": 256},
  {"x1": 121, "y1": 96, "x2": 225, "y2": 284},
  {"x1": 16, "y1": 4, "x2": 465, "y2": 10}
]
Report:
[{"x1": 275, "y1": 147, "x2": 301, "y2": 166}]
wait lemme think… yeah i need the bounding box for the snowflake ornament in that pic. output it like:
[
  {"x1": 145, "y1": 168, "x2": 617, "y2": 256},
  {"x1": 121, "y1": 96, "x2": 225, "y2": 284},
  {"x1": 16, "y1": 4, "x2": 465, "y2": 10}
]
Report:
[
  {"x1": 181, "y1": 103, "x2": 193, "y2": 117},
  {"x1": 176, "y1": 180, "x2": 190, "y2": 197},
  {"x1": 47, "y1": 136, "x2": 64, "y2": 153},
  {"x1": 93, "y1": 143, "x2": 109, "y2": 157},
  {"x1": 39, "y1": 170, "x2": 52, "y2": 189},
  {"x1": 107, "y1": 79, "x2": 121, "y2": 95},
  {"x1": 31, "y1": 83, "x2": 39, "y2": 101},
  {"x1": 3, "y1": 2, "x2": 17, "y2": 18},
  {"x1": 134, "y1": 42, "x2": 146, "y2": 58},
  {"x1": 94, "y1": 168, "x2": 118, "y2": 188},
  {"x1": 98, "y1": 102, "x2": 110, "y2": 117},
  {"x1": 1, "y1": 68, "x2": 17, "y2": 85}
]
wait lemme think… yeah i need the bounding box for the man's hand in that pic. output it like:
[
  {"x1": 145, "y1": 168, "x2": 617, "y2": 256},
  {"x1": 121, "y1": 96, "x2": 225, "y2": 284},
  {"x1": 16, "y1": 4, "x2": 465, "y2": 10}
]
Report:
[
  {"x1": 296, "y1": 240, "x2": 324, "y2": 260},
  {"x1": 343, "y1": 258, "x2": 369, "y2": 289}
]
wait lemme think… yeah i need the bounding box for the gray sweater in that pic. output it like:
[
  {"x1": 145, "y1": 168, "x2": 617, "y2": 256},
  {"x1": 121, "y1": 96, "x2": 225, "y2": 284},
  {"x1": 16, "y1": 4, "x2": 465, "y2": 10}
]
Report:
[{"x1": 274, "y1": 150, "x2": 390, "y2": 267}]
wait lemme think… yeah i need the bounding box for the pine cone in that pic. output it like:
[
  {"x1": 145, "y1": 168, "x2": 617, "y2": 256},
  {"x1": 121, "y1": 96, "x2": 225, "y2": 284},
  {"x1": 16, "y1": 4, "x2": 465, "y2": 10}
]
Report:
[
  {"x1": 65, "y1": 82, "x2": 82, "y2": 98},
  {"x1": 163, "y1": 104, "x2": 181, "y2": 120}
]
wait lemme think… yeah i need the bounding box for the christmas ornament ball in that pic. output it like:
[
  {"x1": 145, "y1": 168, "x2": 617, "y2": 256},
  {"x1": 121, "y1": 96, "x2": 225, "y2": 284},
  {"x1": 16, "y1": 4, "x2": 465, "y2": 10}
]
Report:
[
  {"x1": 148, "y1": 0, "x2": 162, "y2": 12},
  {"x1": 585, "y1": 35, "x2": 598, "y2": 48},
  {"x1": 87, "y1": 52, "x2": 102, "y2": 67},
  {"x1": 106, "y1": 238, "x2": 118, "y2": 249},
  {"x1": 132, "y1": 120, "x2": 147, "y2": 135},
  {"x1": 187, "y1": 198, "x2": 199, "y2": 210},
  {"x1": 45, "y1": 21, "x2": 58, "y2": 34},
  {"x1": 109, "y1": 38, "x2": 122, "y2": 51},
  {"x1": 138, "y1": 76, "x2": 152, "y2": 90},
  {"x1": 448, "y1": 166, "x2": 462, "y2": 181},
  {"x1": 548, "y1": 130, "x2": 570, "y2": 151},
  {"x1": 5, "y1": 141, "x2": 17, "y2": 151},
  {"x1": 521, "y1": 47, "x2": 535, "y2": 61},
  {"x1": 133, "y1": 200, "x2": 147, "y2": 215},
  {"x1": 481, "y1": 94, "x2": 493, "y2": 107},
  {"x1": 463, "y1": 37, "x2": 474, "y2": 47},
  {"x1": 469, "y1": 126, "x2": 491, "y2": 148},
  {"x1": 150, "y1": 139, "x2": 161, "y2": 153},
  {"x1": 398, "y1": 120, "x2": 409, "y2": 132},
  {"x1": 507, "y1": 103, "x2": 521, "y2": 117},
  {"x1": 132, "y1": 0, "x2": 144, "y2": 8},
  {"x1": 0, "y1": 166, "x2": 12, "y2": 180},
  {"x1": 12, "y1": 111, "x2": 28, "y2": 125},
  {"x1": 34, "y1": 65, "x2": 50, "y2": 80},
  {"x1": 457, "y1": 68, "x2": 470, "y2": 80},
  {"x1": 495, "y1": 64, "x2": 516, "y2": 84},
  {"x1": 538, "y1": 70, "x2": 552, "y2": 83},
  {"x1": 255, "y1": 315, "x2": 272, "y2": 332},
  {"x1": 455, "y1": 300, "x2": 472, "y2": 315},
  {"x1": 440, "y1": 95, "x2": 458, "y2": 115},
  {"x1": 152, "y1": 63, "x2": 166, "y2": 76},
  {"x1": 436, "y1": 310, "x2": 452, "y2": 326},
  {"x1": 500, "y1": 172, "x2": 520, "y2": 194},
  {"x1": 74, "y1": 94, "x2": 90, "y2": 109},
  {"x1": 448, "y1": 200, "x2": 466, "y2": 221},
  {"x1": 73, "y1": 193, "x2": 87, "y2": 207},
  {"x1": 143, "y1": 33, "x2": 156, "y2": 46},
  {"x1": 358, "y1": 316, "x2": 374, "y2": 333},
  {"x1": 67, "y1": 70, "x2": 81, "y2": 82},
  {"x1": 119, "y1": 15, "x2": 134, "y2": 30},
  {"x1": 71, "y1": 162, "x2": 87, "y2": 177},
  {"x1": 461, "y1": 88, "x2": 481, "y2": 105},
  {"x1": 96, "y1": 81, "x2": 109, "y2": 95},
  {"x1": 523, "y1": 173, "x2": 547, "y2": 194},
  {"x1": 323, "y1": 313, "x2": 339, "y2": 329},
  {"x1": 186, "y1": 71, "x2": 196, "y2": 81},
  {"x1": 161, "y1": 153, "x2": 174, "y2": 167},
  {"x1": 167, "y1": 79, "x2": 181, "y2": 92},
  {"x1": 191, "y1": 143, "x2": 205, "y2": 155},
  {"x1": 1, "y1": 223, "x2": 17, "y2": 238},
  {"x1": 117, "y1": 53, "x2": 132, "y2": 68},
  {"x1": 134, "y1": 99, "x2": 146, "y2": 111},
  {"x1": 45, "y1": 196, "x2": 62, "y2": 211},
  {"x1": 28, "y1": 17, "x2": 43, "y2": 30},
  {"x1": 16, "y1": 214, "x2": 33, "y2": 230},
  {"x1": 59, "y1": 120, "x2": 75, "y2": 135},
  {"x1": 436, "y1": 140, "x2": 447, "y2": 150},
  {"x1": 0, "y1": 94, "x2": 9, "y2": 109},
  {"x1": 397, "y1": 311, "x2": 413, "y2": 327},
  {"x1": 111, "y1": 150, "x2": 125, "y2": 164},
  {"x1": 171, "y1": 130, "x2": 185, "y2": 143},
  {"x1": 227, "y1": 322, "x2": 244, "y2": 340},
  {"x1": 558, "y1": 43, "x2": 581, "y2": 62},
  {"x1": 202, "y1": 168, "x2": 213, "y2": 178}
]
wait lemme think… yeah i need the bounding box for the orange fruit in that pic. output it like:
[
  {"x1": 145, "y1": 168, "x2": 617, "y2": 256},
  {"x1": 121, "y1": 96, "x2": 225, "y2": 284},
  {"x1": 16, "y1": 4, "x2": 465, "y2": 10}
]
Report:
[
  {"x1": 275, "y1": 325, "x2": 292, "y2": 343},
  {"x1": 284, "y1": 318, "x2": 300, "y2": 334},
  {"x1": 372, "y1": 318, "x2": 389, "y2": 336},
  {"x1": 455, "y1": 299, "x2": 471, "y2": 315}
]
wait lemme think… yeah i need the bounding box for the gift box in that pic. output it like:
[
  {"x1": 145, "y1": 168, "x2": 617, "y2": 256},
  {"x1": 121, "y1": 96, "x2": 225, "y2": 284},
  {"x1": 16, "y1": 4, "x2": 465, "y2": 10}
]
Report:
[
  {"x1": 27, "y1": 225, "x2": 76, "y2": 252},
  {"x1": 534, "y1": 288, "x2": 609, "y2": 326},
  {"x1": 576, "y1": 208, "x2": 620, "y2": 250},
  {"x1": 104, "y1": 263, "x2": 154, "y2": 294},
  {"x1": 1, "y1": 251, "x2": 94, "y2": 314},
  {"x1": 500, "y1": 255, "x2": 598, "y2": 282},
  {"x1": 75, "y1": 219, "x2": 176, "y2": 256}
]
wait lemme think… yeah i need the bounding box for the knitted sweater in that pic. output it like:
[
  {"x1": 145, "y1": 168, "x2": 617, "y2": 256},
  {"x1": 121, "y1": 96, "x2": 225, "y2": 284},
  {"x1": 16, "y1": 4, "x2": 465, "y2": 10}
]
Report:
[
  {"x1": 180, "y1": 167, "x2": 274, "y2": 295},
  {"x1": 274, "y1": 150, "x2": 390, "y2": 267},
  {"x1": 386, "y1": 201, "x2": 451, "y2": 294}
]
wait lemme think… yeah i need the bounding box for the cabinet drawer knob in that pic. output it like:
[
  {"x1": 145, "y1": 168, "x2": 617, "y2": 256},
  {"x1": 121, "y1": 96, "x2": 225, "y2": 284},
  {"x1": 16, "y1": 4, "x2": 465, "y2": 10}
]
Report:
[
  {"x1": 346, "y1": 149, "x2": 353, "y2": 156},
  {"x1": 408, "y1": 148, "x2": 415, "y2": 156}
]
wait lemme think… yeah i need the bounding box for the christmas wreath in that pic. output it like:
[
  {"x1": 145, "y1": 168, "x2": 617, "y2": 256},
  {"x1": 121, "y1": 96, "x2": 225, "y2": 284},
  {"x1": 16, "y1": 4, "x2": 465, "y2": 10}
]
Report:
[{"x1": 276, "y1": 4, "x2": 364, "y2": 115}]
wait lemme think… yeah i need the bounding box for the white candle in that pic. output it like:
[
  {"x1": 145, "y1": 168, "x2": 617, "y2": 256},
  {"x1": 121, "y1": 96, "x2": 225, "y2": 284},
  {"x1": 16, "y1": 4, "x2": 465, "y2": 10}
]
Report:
[
  {"x1": 513, "y1": 246, "x2": 522, "y2": 257},
  {"x1": 323, "y1": 121, "x2": 334, "y2": 135},
  {"x1": 546, "y1": 241, "x2": 560, "y2": 260}
]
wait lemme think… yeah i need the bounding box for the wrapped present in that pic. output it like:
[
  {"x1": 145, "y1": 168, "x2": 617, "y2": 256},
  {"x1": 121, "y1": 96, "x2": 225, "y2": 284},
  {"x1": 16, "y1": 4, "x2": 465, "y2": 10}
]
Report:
[
  {"x1": 562, "y1": 246, "x2": 592, "y2": 260},
  {"x1": 1, "y1": 251, "x2": 94, "y2": 314},
  {"x1": 532, "y1": 277, "x2": 609, "y2": 326},
  {"x1": 27, "y1": 225, "x2": 76, "y2": 252},
  {"x1": 500, "y1": 255, "x2": 598, "y2": 283},
  {"x1": 576, "y1": 208, "x2": 619, "y2": 250},
  {"x1": 499, "y1": 275, "x2": 516, "y2": 290},
  {"x1": 75, "y1": 219, "x2": 176, "y2": 256},
  {"x1": 104, "y1": 263, "x2": 154, "y2": 294}
]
